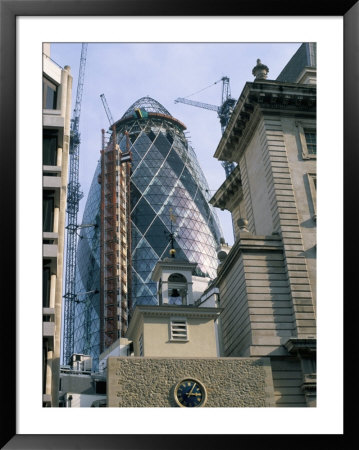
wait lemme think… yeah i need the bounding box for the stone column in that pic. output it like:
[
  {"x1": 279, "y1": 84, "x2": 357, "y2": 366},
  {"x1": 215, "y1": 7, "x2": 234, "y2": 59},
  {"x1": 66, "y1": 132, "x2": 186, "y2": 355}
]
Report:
[
  {"x1": 52, "y1": 65, "x2": 72, "y2": 406},
  {"x1": 46, "y1": 350, "x2": 53, "y2": 396},
  {"x1": 187, "y1": 282, "x2": 194, "y2": 305},
  {"x1": 161, "y1": 281, "x2": 169, "y2": 304},
  {"x1": 56, "y1": 146, "x2": 62, "y2": 167},
  {"x1": 53, "y1": 207, "x2": 59, "y2": 233},
  {"x1": 49, "y1": 274, "x2": 56, "y2": 309}
]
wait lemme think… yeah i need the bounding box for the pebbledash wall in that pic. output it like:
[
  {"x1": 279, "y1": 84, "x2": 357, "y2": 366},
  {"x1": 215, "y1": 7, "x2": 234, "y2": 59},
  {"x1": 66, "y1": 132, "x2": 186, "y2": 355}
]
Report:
[{"x1": 107, "y1": 357, "x2": 275, "y2": 407}]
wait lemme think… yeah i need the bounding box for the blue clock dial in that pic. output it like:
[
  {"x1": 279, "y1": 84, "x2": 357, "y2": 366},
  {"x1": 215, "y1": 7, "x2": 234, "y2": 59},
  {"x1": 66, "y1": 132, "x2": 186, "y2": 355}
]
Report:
[{"x1": 175, "y1": 379, "x2": 206, "y2": 407}]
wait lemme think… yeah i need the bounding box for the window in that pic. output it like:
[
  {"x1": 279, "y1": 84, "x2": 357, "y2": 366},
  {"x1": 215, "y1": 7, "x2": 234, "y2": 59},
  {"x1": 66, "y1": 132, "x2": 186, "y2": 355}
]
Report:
[
  {"x1": 168, "y1": 273, "x2": 187, "y2": 305},
  {"x1": 170, "y1": 318, "x2": 188, "y2": 341},
  {"x1": 43, "y1": 77, "x2": 58, "y2": 109},
  {"x1": 158, "y1": 279, "x2": 163, "y2": 304},
  {"x1": 43, "y1": 260, "x2": 51, "y2": 307},
  {"x1": 169, "y1": 288, "x2": 182, "y2": 305},
  {"x1": 43, "y1": 190, "x2": 55, "y2": 232},
  {"x1": 304, "y1": 129, "x2": 316, "y2": 155},
  {"x1": 296, "y1": 121, "x2": 316, "y2": 159},
  {"x1": 128, "y1": 342, "x2": 134, "y2": 356},
  {"x1": 306, "y1": 173, "x2": 317, "y2": 221},
  {"x1": 43, "y1": 130, "x2": 58, "y2": 165},
  {"x1": 95, "y1": 381, "x2": 106, "y2": 394},
  {"x1": 43, "y1": 342, "x2": 48, "y2": 394}
]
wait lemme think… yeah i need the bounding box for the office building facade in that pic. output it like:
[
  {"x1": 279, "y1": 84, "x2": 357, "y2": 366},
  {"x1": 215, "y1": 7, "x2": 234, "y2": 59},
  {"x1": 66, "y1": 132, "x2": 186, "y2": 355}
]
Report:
[{"x1": 42, "y1": 44, "x2": 73, "y2": 406}]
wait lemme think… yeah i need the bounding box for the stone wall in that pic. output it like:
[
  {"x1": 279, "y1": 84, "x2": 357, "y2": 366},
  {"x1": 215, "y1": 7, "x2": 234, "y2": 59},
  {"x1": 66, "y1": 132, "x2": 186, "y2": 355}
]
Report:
[
  {"x1": 217, "y1": 234, "x2": 295, "y2": 357},
  {"x1": 107, "y1": 356, "x2": 275, "y2": 407},
  {"x1": 271, "y1": 357, "x2": 307, "y2": 407}
]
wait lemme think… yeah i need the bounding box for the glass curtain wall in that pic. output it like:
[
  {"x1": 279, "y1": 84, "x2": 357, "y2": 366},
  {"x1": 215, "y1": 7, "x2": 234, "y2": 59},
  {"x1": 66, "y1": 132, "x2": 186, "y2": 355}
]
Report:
[{"x1": 73, "y1": 97, "x2": 222, "y2": 369}]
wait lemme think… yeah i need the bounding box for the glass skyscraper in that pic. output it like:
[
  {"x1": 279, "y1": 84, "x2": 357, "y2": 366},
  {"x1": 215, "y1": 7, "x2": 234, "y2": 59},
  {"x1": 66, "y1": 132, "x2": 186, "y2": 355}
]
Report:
[{"x1": 73, "y1": 97, "x2": 222, "y2": 369}]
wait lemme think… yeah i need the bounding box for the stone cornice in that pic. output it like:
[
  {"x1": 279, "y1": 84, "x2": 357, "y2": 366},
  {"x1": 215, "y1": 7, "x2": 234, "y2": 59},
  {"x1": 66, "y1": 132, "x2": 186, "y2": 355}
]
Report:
[
  {"x1": 209, "y1": 164, "x2": 242, "y2": 211},
  {"x1": 216, "y1": 233, "x2": 283, "y2": 284},
  {"x1": 285, "y1": 338, "x2": 316, "y2": 356},
  {"x1": 214, "y1": 81, "x2": 316, "y2": 164},
  {"x1": 296, "y1": 67, "x2": 317, "y2": 84},
  {"x1": 137, "y1": 305, "x2": 222, "y2": 317},
  {"x1": 301, "y1": 373, "x2": 317, "y2": 392},
  {"x1": 151, "y1": 259, "x2": 198, "y2": 281}
]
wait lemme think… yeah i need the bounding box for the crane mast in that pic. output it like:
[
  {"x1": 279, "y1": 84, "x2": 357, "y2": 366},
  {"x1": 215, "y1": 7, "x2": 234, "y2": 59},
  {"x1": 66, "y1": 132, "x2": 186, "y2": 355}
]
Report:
[
  {"x1": 175, "y1": 76, "x2": 236, "y2": 177},
  {"x1": 221, "y1": 76, "x2": 231, "y2": 106},
  {"x1": 62, "y1": 43, "x2": 88, "y2": 365}
]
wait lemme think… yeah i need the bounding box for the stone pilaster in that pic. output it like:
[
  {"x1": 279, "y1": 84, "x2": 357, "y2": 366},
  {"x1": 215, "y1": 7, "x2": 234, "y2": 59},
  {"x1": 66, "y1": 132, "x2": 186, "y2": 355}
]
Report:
[{"x1": 259, "y1": 116, "x2": 316, "y2": 338}]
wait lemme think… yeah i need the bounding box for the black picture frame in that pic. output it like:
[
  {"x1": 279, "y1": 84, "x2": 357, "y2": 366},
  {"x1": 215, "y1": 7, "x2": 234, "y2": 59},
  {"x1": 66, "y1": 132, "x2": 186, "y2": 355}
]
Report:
[{"x1": 1, "y1": 0, "x2": 356, "y2": 448}]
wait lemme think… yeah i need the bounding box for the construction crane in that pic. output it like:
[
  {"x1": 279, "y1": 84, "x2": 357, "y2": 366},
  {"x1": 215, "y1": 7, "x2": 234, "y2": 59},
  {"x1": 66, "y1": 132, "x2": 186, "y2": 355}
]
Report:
[
  {"x1": 175, "y1": 76, "x2": 236, "y2": 177},
  {"x1": 62, "y1": 43, "x2": 88, "y2": 365},
  {"x1": 100, "y1": 93, "x2": 115, "y2": 128}
]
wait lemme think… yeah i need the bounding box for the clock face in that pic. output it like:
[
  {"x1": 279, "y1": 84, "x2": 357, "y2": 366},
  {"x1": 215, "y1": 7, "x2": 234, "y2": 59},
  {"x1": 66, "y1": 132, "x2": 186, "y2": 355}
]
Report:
[{"x1": 174, "y1": 379, "x2": 207, "y2": 408}]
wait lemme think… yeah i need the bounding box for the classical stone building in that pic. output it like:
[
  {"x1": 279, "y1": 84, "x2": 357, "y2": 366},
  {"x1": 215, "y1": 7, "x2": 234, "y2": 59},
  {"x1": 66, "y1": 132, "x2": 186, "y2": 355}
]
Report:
[
  {"x1": 42, "y1": 44, "x2": 73, "y2": 406},
  {"x1": 210, "y1": 43, "x2": 317, "y2": 407},
  {"x1": 107, "y1": 256, "x2": 275, "y2": 407}
]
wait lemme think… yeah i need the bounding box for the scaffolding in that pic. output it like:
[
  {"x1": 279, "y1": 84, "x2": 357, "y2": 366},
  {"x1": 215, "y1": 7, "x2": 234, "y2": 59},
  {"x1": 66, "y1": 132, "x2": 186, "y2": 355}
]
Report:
[
  {"x1": 99, "y1": 127, "x2": 132, "y2": 352},
  {"x1": 125, "y1": 133, "x2": 133, "y2": 320}
]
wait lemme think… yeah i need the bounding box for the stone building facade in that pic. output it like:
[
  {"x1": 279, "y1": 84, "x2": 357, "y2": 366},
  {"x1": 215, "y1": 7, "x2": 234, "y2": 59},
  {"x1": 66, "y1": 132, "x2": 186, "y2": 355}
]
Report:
[{"x1": 210, "y1": 43, "x2": 317, "y2": 407}]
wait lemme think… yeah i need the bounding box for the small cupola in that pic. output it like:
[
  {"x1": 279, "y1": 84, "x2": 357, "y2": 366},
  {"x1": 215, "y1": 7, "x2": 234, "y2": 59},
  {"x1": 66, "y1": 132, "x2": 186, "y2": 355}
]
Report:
[{"x1": 152, "y1": 259, "x2": 198, "y2": 306}]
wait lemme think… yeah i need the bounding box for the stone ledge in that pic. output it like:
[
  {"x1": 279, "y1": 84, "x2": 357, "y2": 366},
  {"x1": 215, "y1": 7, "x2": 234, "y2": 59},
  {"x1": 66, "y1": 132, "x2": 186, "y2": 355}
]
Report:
[
  {"x1": 42, "y1": 393, "x2": 52, "y2": 405},
  {"x1": 216, "y1": 234, "x2": 285, "y2": 283},
  {"x1": 43, "y1": 244, "x2": 58, "y2": 258},
  {"x1": 43, "y1": 307, "x2": 55, "y2": 316},
  {"x1": 214, "y1": 81, "x2": 316, "y2": 163},
  {"x1": 284, "y1": 337, "x2": 316, "y2": 355}
]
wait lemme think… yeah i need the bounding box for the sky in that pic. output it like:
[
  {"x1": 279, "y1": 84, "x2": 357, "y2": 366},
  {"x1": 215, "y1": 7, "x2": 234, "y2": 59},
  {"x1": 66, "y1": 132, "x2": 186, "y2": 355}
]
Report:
[{"x1": 50, "y1": 42, "x2": 301, "y2": 245}]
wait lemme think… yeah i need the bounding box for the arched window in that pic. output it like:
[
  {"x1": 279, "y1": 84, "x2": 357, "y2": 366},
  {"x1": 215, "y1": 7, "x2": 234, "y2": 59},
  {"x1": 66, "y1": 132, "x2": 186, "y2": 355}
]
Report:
[{"x1": 168, "y1": 273, "x2": 187, "y2": 305}]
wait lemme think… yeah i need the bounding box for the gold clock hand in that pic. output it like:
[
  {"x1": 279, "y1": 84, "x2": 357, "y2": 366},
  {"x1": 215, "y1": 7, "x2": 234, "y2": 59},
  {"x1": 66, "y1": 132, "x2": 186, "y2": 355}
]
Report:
[{"x1": 187, "y1": 383, "x2": 196, "y2": 396}]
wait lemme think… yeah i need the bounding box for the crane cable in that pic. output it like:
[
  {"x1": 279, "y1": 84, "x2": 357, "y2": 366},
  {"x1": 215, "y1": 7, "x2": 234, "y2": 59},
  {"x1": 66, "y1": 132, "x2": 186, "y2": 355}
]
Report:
[{"x1": 183, "y1": 78, "x2": 223, "y2": 99}]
